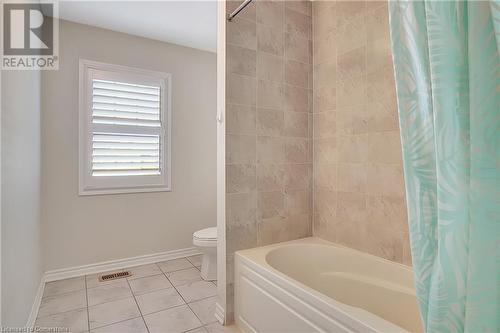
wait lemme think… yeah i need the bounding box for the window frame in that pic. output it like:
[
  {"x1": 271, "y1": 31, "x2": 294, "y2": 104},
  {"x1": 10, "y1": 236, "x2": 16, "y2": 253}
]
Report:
[{"x1": 78, "y1": 59, "x2": 172, "y2": 196}]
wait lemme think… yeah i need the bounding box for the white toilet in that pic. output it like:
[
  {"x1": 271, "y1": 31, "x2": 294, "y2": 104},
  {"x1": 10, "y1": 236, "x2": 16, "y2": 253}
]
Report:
[{"x1": 193, "y1": 227, "x2": 217, "y2": 281}]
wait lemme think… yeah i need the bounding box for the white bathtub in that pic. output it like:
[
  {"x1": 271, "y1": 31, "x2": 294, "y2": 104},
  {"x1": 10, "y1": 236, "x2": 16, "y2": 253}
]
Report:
[{"x1": 234, "y1": 237, "x2": 423, "y2": 333}]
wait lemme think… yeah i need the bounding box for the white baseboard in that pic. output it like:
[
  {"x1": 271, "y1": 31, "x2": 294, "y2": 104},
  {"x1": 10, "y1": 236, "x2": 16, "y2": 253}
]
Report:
[
  {"x1": 44, "y1": 247, "x2": 201, "y2": 282},
  {"x1": 215, "y1": 302, "x2": 225, "y2": 325},
  {"x1": 26, "y1": 278, "x2": 45, "y2": 327},
  {"x1": 27, "y1": 247, "x2": 201, "y2": 327}
]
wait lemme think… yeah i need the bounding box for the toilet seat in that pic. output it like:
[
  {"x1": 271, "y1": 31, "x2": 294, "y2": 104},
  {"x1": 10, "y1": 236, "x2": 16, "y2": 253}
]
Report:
[{"x1": 193, "y1": 227, "x2": 217, "y2": 247}]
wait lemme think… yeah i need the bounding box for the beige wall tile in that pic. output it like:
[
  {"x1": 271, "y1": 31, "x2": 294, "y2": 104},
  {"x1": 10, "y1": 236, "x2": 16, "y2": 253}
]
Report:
[
  {"x1": 314, "y1": 62, "x2": 337, "y2": 89},
  {"x1": 226, "y1": 164, "x2": 256, "y2": 194},
  {"x1": 336, "y1": 191, "x2": 366, "y2": 223},
  {"x1": 313, "y1": 111, "x2": 336, "y2": 138},
  {"x1": 284, "y1": 85, "x2": 309, "y2": 112},
  {"x1": 338, "y1": 163, "x2": 366, "y2": 193},
  {"x1": 256, "y1": 0, "x2": 284, "y2": 28},
  {"x1": 313, "y1": 1, "x2": 337, "y2": 37},
  {"x1": 366, "y1": 195, "x2": 408, "y2": 234},
  {"x1": 366, "y1": 65, "x2": 396, "y2": 108},
  {"x1": 314, "y1": 163, "x2": 337, "y2": 190},
  {"x1": 366, "y1": 132, "x2": 403, "y2": 164},
  {"x1": 313, "y1": 31, "x2": 336, "y2": 65},
  {"x1": 285, "y1": 60, "x2": 309, "y2": 87},
  {"x1": 284, "y1": 163, "x2": 311, "y2": 191},
  {"x1": 338, "y1": 134, "x2": 368, "y2": 163},
  {"x1": 258, "y1": 191, "x2": 285, "y2": 219},
  {"x1": 226, "y1": 223, "x2": 257, "y2": 254},
  {"x1": 285, "y1": 190, "x2": 311, "y2": 215},
  {"x1": 257, "y1": 108, "x2": 284, "y2": 136},
  {"x1": 337, "y1": 47, "x2": 366, "y2": 82},
  {"x1": 337, "y1": 74, "x2": 365, "y2": 108},
  {"x1": 226, "y1": 134, "x2": 256, "y2": 164},
  {"x1": 227, "y1": 44, "x2": 256, "y2": 77},
  {"x1": 337, "y1": 15, "x2": 366, "y2": 55},
  {"x1": 285, "y1": 0, "x2": 312, "y2": 17},
  {"x1": 257, "y1": 80, "x2": 283, "y2": 109},
  {"x1": 257, "y1": 164, "x2": 284, "y2": 192},
  {"x1": 257, "y1": 24, "x2": 284, "y2": 56},
  {"x1": 366, "y1": 36, "x2": 393, "y2": 74},
  {"x1": 313, "y1": 137, "x2": 337, "y2": 164},
  {"x1": 337, "y1": 1, "x2": 366, "y2": 28},
  {"x1": 365, "y1": 5, "x2": 390, "y2": 42},
  {"x1": 285, "y1": 138, "x2": 310, "y2": 163},
  {"x1": 364, "y1": 100, "x2": 398, "y2": 132},
  {"x1": 365, "y1": 163, "x2": 405, "y2": 196},
  {"x1": 285, "y1": 33, "x2": 310, "y2": 64},
  {"x1": 227, "y1": 104, "x2": 256, "y2": 135},
  {"x1": 284, "y1": 111, "x2": 309, "y2": 138},
  {"x1": 257, "y1": 136, "x2": 285, "y2": 163},
  {"x1": 227, "y1": 74, "x2": 256, "y2": 105},
  {"x1": 337, "y1": 104, "x2": 367, "y2": 135},
  {"x1": 226, "y1": 192, "x2": 257, "y2": 227},
  {"x1": 257, "y1": 52, "x2": 283, "y2": 82},
  {"x1": 313, "y1": 187, "x2": 336, "y2": 218},
  {"x1": 227, "y1": 0, "x2": 256, "y2": 21},
  {"x1": 285, "y1": 8, "x2": 311, "y2": 40},
  {"x1": 227, "y1": 18, "x2": 256, "y2": 50},
  {"x1": 314, "y1": 85, "x2": 336, "y2": 112},
  {"x1": 311, "y1": 0, "x2": 409, "y2": 265}
]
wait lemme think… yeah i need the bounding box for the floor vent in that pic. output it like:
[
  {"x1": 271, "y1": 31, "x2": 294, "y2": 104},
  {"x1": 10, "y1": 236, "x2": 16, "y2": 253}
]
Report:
[{"x1": 99, "y1": 271, "x2": 132, "y2": 282}]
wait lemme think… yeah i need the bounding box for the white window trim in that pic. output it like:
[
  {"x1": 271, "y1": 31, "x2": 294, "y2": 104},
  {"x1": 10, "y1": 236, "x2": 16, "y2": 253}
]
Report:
[{"x1": 79, "y1": 59, "x2": 172, "y2": 195}]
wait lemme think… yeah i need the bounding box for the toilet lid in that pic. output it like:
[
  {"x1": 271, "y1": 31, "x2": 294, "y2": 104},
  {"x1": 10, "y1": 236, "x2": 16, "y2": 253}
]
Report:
[{"x1": 194, "y1": 227, "x2": 217, "y2": 240}]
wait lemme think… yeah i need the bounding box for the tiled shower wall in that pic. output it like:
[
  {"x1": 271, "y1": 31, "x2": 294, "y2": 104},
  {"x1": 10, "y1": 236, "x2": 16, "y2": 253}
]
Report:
[
  {"x1": 312, "y1": 0, "x2": 411, "y2": 265},
  {"x1": 225, "y1": 0, "x2": 313, "y2": 320}
]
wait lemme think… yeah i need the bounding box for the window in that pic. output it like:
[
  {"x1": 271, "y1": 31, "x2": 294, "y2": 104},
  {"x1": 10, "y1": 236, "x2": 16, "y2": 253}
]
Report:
[{"x1": 79, "y1": 59, "x2": 171, "y2": 195}]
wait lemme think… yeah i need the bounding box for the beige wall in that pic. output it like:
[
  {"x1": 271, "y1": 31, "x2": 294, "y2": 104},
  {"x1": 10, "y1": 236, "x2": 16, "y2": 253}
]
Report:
[
  {"x1": 1, "y1": 70, "x2": 43, "y2": 325},
  {"x1": 312, "y1": 0, "x2": 411, "y2": 265},
  {"x1": 42, "y1": 20, "x2": 217, "y2": 271},
  {"x1": 225, "y1": 0, "x2": 313, "y2": 320}
]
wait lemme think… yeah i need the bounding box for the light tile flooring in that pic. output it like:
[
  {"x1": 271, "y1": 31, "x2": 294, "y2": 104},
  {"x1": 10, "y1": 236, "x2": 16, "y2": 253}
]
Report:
[{"x1": 35, "y1": 255, "x2": 238, "y2": 333}]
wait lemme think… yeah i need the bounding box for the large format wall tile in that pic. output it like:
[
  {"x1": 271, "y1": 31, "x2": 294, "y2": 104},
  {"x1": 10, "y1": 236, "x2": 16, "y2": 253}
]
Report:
[
  {"x1": 312, "y1": 0, "x2": 409, "y2": 265},
  {"x1": 225, "y1": 0, "x2": 313, "y2": 322}
]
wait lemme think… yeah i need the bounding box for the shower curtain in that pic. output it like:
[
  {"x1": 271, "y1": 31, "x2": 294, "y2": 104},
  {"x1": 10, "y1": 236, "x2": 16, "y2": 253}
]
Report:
[{"x1": 388, "y1": 1, "x2": 499, "y2": 332}]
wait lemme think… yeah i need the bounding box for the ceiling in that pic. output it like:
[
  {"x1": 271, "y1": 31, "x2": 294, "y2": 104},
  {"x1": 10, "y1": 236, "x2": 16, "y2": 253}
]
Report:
[{"x1": 56, "y1": 1, "x2": 217, "y2": 52}]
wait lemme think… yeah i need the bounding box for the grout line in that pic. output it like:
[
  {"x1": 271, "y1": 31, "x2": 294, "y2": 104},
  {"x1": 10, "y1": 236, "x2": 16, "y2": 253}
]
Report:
[
  {"x1": 89, "y1": 315, "x2": 143, "y2": 331},
  {"x1": 125, "y1": 276, "x2": 151, "y2": 333},
  {"x1": 84, "y1": 276, "x2": 90, "y2": 333}
]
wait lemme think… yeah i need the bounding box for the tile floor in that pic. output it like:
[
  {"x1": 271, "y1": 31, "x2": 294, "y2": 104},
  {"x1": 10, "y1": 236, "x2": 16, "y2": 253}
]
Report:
[{"x1": 35, "y1": 255, "x2": 239, "y2": 333}]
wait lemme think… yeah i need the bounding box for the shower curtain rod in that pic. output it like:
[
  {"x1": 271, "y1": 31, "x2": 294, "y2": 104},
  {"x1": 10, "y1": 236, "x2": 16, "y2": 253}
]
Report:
[{"x1": 227, "y1": 0, "x2": 253, "y2": 21}]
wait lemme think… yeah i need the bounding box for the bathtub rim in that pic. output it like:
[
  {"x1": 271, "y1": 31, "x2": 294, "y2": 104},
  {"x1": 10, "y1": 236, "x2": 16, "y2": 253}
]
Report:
[{"x1": 234, "y1": 237, "x2": 419, "y2": 333}]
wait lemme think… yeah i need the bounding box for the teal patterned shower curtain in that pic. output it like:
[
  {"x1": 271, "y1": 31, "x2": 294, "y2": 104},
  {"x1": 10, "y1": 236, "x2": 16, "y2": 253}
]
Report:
[{"x1": 388, "y1": 1, "x2": 499, "y2": 332}]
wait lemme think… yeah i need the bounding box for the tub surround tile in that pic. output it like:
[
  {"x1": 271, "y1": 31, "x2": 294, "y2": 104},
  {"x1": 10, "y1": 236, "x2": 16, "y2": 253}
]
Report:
[
  {"x1": 226, "y1": 18, "x2": 256, "y2": 50},
  {"x1": 256, "y1": 0, "x2": 283, "y2": 28},
  {"x1": 227, "y1": 44, "x2": 257, "y2": 77},
  {"x1": 226, "y1": 0, "x2": 313, "y2": 318},
  {"x1": 312, "y1": 0, "x2": 408, "y2": 265},
  {"x1": 226, "y1": 104, "x2": 256, "y2": 136}
]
